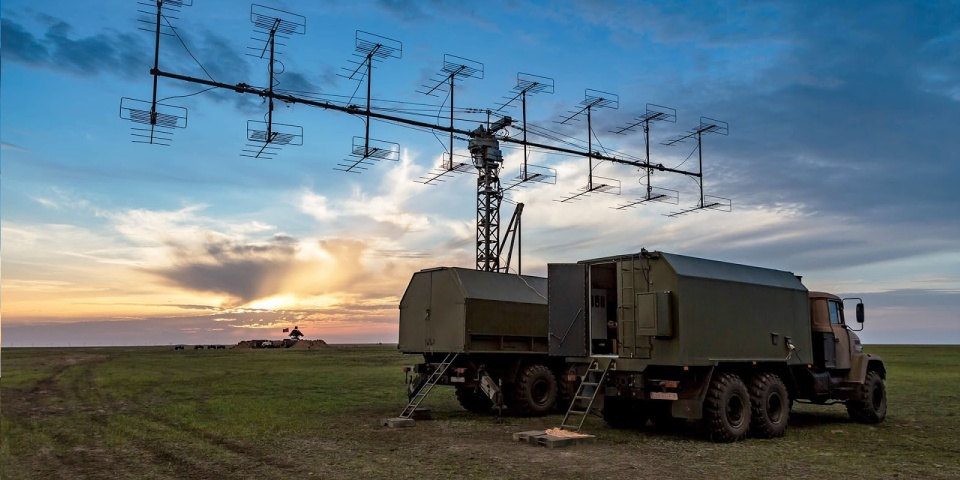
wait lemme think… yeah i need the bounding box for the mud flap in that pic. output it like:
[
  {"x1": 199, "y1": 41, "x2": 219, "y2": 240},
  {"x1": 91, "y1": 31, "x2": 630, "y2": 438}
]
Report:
[
  {"x1": 479, "y1": 372, "x2": 503, "y2": 406},
  {"x1": 671, "y1": 366, "x2": 715, "y2": 420}
]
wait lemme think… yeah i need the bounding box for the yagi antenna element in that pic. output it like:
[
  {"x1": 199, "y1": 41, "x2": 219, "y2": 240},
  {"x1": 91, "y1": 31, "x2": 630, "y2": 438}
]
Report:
[
  {"x1": 497, "y1": 73, "x2": 557, "y2": 196},
  {"x1": 556, "y1": 88, "x2": 620, "y2": 202},
  {"x1": 336, "y1": 31, "x2": 403, "y2": 173},
  {"x1": 419, "y1": 54, "x2": 485, "y2": 184},
  {"x1": 610, "y1": 103, "x2": 678, "y2": 208},
  {"x1": 242, "y1": 4, "x2": 306, "y2": 159}
]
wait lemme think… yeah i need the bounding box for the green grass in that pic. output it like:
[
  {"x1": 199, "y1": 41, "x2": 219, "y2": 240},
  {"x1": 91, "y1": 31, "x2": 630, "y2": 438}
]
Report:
[{"x1": 2, "y1": 345, "x2": 959, "y2": 479}]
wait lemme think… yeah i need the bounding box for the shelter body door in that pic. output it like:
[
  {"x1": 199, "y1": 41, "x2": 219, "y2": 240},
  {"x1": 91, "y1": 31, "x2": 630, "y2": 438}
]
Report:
[{"x1": 548, "y1": 263, "x2": 588, "y2": 357}]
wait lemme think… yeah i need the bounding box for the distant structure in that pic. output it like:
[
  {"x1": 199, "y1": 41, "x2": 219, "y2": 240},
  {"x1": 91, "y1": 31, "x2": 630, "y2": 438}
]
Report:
[{"x1": 286, "y1": 326, "x2": 304, "y2": 340}]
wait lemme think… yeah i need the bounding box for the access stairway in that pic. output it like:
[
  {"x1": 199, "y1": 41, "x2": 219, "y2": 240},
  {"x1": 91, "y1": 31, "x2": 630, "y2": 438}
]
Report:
[
  {"x1": 560, "y1": 358, "x2": 613, "y2": 432},
  {"x1": 399, "y1": 353, "x2": 458, "y2": 419}
]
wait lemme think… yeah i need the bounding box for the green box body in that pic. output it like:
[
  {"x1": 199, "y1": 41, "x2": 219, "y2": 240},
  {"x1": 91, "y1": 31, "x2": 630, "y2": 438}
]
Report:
[
  {"x1": 552, "y1": 251, "x2": 813, "y2": 368},
  {"x1": 398, "y1": 268, "x2": 549, "y2": 354}
]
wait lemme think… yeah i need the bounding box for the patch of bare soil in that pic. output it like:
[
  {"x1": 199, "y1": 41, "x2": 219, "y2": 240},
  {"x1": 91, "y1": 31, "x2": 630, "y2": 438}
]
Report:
[
  {"x1": 2, "y1": 353, "x2": 110, "y2": 419},
  {"x1": 289, "y1": 339, "x2": 328, "y2": 349}
]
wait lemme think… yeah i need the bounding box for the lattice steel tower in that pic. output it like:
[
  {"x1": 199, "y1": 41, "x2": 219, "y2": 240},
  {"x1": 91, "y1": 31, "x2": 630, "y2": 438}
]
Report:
[{"x1": 468, "y1": 117, "x2": 511, "y2": 272}]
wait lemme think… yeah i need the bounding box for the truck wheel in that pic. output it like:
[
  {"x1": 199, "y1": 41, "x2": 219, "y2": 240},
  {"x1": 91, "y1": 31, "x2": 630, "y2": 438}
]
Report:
[
  {"x1": 602, "y1": 397, "x2": 648, "y2": 429},
  {"x1": 455, "y1": 386, "x2": 493, "y2": 413},
  {"x1": 703, "y1": 372, "x2": 751, "y2": 442},
  {"x1": 749, "y1": 372, "x2": 790, "y2": 438},
  {"x1": 508, "y1": 364, "x2": 557, "y2": 416},
  {"x1": 846, "y1": 370, "x2": 887, "y2": 424},
  {"x1": 555, "y1": 366, "x2": 579, "y2": 412}
]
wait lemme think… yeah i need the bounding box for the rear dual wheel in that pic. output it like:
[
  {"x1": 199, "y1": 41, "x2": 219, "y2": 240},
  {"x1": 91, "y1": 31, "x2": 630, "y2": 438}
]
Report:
[
  {"x1": 703, "y1": 372, "x2": 751, "y2": 442},
  {"x1": 455, "y1": 386, "x2": 494, "y2": 413},
  {"x1": 749, "y1": 372, "x2": 790, "y2": 438}
]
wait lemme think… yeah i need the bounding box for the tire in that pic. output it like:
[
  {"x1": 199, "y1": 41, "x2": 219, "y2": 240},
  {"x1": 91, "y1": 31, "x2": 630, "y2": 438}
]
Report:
[
  {"x1": 555, "y1": 366, "x2": 580, "y2": 412},
  {"x1": 455, "y1": 386, "x2": 494, "y2": 413},
  {"x1": 749, "y1": 372, "x2": 790, "y2": 438},
  {"x1": 602, "y1": 396, "x2": 648, "y2": 429},
  {"x1": 508, "y1": 364, "x2": 557, "y2": 416},
  {"x1": 703, "y1": 372, "x2": 751, "y2": 442},
  {"x1": 846, "y1": 370, "x2": 887, "y2": 424}
]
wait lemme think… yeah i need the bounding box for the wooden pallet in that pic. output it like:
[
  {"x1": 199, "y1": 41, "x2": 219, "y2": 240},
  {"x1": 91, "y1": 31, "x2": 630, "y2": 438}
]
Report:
[{"x1": 512, "y1": 430, "x2": 597, "y2": 449}]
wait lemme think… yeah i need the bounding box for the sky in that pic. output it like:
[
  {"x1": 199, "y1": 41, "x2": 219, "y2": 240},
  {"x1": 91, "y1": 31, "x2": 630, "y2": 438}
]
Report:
[{"x1": 1, "y1": 0, "x2": 958, "y2": 346}]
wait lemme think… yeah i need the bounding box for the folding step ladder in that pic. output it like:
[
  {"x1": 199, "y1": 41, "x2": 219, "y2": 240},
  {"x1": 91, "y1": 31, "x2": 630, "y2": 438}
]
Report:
[
  {"x1": 560, "y1": 358, "x2": 613, "y2": 432},
  {"x1": 399, "y1": 352, "x2": 458, "y2": 419}
]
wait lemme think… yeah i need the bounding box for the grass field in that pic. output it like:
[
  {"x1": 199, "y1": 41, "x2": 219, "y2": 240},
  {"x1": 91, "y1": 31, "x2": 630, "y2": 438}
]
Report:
[{"x1": 2, "y1": 344, "x2": 958, "y2": 479}]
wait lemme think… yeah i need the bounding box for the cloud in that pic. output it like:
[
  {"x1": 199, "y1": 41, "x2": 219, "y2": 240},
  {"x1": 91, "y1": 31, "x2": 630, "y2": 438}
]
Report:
[
  {"x1": 0, "y1": 14, "x2": 262, "y2": 113},
  {"x1": 300, "y1": 192, "x2": 338, "y2": 222},
  {"x1": 1, "y1": 18, "x2": 146, "y2": 77},
  {"x1": 504, "y1": 1, "x2": 960, "y2": 275},
  {"x1": 298, "y1": 152, "x2": 434, "y2": 234},
  {"x1": 373, "y1": 0, "x2": 498, "y2": 30},
  {"x1": 1, "y1": 141, "x2": 29, "y2": 152},
  {"x1": 151, "y1": 234, "x2": 302, "y2": 305}
]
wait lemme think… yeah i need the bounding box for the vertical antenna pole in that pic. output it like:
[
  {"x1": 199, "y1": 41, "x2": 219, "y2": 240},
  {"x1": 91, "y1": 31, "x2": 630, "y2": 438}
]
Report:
[
  {"x1": 149, "y1": 0, "x2": 163, "y2": 143},
  {"x1": 266, "y1": 19, "x2": 279, "y2": 143},
  {"x1": 587, "y1": 106, "x2": 593, "y2": 190},
  {"x1": 698, "y1": 130, "x2": 704, "y2": 207},
  {"x1": 365, "y1": 52, "x2": 372, "y2": 155},
  {"x1": 518, "y1": 210, "x2": 522, "y2": 275},
  {"x1": 449, "y1": 74, "x2": 455, "y2": 168},
  {"x1": 522, "y1": 90, "x2": 528, "y2": 179},
  {"x1": 644, "y1": 120, "x2": 652, "y2": 199}
]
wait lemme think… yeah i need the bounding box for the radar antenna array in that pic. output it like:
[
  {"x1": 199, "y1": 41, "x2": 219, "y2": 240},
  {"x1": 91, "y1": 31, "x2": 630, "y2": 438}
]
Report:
[
  {"x1": 335, "y1": 31, "x2": 403, "y2": 173},
  {"x1": 120, "y1": 2, "x2": 735, "y2": 274},
  {"x1": 242, "y1": 4, "x2": 306, "y2": 159},
  {"x1": 663, "y1": 117, "x2": 732, "y2": 216},
  {"x1": 612, "y1": 104, "x2": 680, "y2": 209},
  {"x1": 418, "y1": 54, "x2": 485, "y2": 185},
  {"x1": 556, "y1": 89, "x2": 621, "y2": 202},
  {"x1": 122, "y1": 1, "x2": 195, "y2": 146},
  {"x1": 496, "y1": 73, "x2": 558, "y2": 194},
  {"x1": 135, "y1": 0, "x2": 192, "y2": 36}
]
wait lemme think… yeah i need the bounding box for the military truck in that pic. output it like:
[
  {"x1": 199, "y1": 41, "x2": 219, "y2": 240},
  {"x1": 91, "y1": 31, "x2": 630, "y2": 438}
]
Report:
[
  {"x1": 398, "y1": 267, "x2": 574, "y2": 415},
  {"x1": 399, "y1": 250, "x2": 886, "y2": 441},
  {"x1": 549, "y1": 249, "x2": 886, "y2": 441}
]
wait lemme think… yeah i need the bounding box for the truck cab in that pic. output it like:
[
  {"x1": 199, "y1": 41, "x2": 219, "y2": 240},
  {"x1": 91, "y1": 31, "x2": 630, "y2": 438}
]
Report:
[{"x1": 810, "y1": 292, "x2": 856, "y2": 370}]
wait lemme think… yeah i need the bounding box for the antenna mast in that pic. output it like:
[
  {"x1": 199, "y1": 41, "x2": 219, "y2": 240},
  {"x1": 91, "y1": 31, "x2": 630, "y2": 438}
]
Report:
[{"x1": 469, "y1": 116, "x2": 512, "y2": 272}]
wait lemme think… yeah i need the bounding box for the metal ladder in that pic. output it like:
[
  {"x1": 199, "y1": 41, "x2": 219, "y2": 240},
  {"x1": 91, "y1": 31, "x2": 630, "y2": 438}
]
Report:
[
  {"x1": 560, "y1": 358, "x2": 613, "y2": 432},
  {"x1": 399, "y1": 352, "x2": 458, "y2": 419},
  {"x1": 619, "y1": 256, "x2": 636, "y2": 357}
]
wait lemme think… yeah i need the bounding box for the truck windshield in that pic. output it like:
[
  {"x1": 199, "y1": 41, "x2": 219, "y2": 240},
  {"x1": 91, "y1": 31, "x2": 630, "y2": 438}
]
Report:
[{"x1": 828, "y1": 301, "x2": 842, "y2": 325}]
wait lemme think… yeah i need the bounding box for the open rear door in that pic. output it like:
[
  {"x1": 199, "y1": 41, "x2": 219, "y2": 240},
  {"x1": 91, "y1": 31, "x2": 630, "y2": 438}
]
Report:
[{"x1": 548, "y1": 263, "x2": 588, "y2": 357}]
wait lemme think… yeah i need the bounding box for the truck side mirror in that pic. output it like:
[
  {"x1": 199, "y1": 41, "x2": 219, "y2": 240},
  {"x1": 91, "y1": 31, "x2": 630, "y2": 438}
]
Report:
[{"x1": 856, "y1": 303, "x2": 864, "y2": 323}]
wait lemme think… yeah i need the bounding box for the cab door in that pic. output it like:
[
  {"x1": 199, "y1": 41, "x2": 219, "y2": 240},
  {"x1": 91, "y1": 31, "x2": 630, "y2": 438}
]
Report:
[{"x1": 827, "y1": 300, "x2": 851, "y2": 370}]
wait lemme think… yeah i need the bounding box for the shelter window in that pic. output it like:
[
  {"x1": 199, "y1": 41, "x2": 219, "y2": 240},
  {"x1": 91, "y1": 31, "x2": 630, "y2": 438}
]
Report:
[
  {"x1": 592, "y1": 295, "x2": 605, "y2": 308},
  {"x1": 828, "y1": 301, "x2": 842, "y2": 325}
]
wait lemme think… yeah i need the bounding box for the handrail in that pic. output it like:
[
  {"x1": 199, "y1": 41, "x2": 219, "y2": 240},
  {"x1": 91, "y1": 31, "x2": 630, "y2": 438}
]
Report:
[{"x1": 550, "y1": 308, "x2": 583, "y2": 346}]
